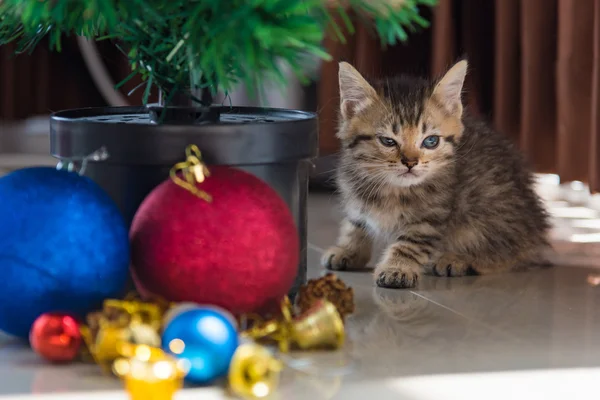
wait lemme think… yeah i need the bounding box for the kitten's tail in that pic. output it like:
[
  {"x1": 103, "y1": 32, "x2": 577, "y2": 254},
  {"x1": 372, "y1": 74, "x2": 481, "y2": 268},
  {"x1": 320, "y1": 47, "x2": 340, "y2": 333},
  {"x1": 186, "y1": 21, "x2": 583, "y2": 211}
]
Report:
[{"x1": 514, "y1": 245, "x2": 555, "y2": 271}]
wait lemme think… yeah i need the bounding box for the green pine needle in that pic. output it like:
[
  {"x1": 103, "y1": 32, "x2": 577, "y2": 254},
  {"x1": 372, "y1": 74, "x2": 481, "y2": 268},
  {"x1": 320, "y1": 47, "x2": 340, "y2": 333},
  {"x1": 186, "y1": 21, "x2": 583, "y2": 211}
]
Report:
[{"x1": 0, "y1": 0, "x2": 438, "y2": 105}]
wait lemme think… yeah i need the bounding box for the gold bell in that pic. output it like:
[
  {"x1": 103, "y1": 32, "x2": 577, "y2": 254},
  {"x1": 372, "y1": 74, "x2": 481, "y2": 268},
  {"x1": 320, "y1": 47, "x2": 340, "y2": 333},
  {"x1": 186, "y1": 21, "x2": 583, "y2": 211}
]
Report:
[
  {"x1": 241, "y1": 297, "x2": 294, "y2": 352},
  {"x1": 242, "y1": 298, "x2": 345, "y2": 352},
  {"x1": 291, "y1": 299, "x2": 345, "y2": 351},
  {"x1": 228, "y1": 343, "x2": 283, "y2": 400}
]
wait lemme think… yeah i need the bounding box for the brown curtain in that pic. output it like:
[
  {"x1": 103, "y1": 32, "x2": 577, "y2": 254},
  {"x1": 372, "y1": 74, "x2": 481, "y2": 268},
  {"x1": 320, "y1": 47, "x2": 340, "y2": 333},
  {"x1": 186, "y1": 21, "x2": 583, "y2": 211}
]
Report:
[
  {"x1": 0, "y1": 39, "x2": 106, "y2": 120},
  {"x1": 0, "y1": 39, "x2": 150, "y2": 120},
  {"x1": 318, "y1": 0, "x2": 600, "y2": 192}
]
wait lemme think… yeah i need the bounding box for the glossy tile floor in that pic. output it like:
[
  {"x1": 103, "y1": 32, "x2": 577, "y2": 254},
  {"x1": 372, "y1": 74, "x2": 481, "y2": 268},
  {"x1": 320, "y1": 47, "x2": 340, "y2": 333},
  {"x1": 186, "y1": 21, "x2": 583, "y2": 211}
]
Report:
[{"x1": 2, "y1": 178, "x2": 600, "y2": 399}]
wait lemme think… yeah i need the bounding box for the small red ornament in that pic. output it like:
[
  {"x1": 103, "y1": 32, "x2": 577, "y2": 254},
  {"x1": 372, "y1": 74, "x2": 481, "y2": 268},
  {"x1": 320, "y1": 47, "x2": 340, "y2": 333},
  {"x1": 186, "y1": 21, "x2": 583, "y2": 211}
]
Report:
[
  {"x1": 29, "y1": 313, "x2": 82, "y2": 363},
  {"x1": 130, "y1": 164, "x2": 299, "y2": 315}
]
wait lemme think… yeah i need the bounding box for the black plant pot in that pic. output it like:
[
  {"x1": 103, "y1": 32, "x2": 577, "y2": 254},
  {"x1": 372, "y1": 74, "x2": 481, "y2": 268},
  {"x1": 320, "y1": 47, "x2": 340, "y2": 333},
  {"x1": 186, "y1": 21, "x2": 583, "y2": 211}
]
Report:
[{"x1": 50, "y1": 106, "x2": 318, "y2": 296}]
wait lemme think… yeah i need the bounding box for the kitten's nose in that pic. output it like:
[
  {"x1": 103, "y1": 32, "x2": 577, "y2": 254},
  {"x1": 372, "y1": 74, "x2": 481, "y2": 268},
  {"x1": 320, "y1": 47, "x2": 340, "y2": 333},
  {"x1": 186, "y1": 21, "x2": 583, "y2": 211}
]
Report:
[{"x1": 401, "y1": 158, "x2": 419, "y2": 169}]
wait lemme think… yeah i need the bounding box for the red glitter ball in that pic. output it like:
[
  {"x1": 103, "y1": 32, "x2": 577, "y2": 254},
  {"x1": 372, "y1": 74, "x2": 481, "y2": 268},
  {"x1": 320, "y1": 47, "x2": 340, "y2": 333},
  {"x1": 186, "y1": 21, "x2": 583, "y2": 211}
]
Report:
[
  {"x1": 130, "y1": 166, "x2": 299, "y2": 315},
  {"x1": 29, "y1": 313, "x2": 82, "y2": 363}
]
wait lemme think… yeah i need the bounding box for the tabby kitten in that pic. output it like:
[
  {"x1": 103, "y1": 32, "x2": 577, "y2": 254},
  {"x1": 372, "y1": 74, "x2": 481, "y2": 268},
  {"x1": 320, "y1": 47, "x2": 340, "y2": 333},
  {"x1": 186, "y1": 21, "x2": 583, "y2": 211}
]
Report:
[{"x1": 322, "y1": 61, "x2": 551, "y2": 289}]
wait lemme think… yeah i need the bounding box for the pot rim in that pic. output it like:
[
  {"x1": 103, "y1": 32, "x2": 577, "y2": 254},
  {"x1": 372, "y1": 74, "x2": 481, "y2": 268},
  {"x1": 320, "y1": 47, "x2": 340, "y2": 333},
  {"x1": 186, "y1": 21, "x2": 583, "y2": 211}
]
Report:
[{"x1": 50, "y1": 106, "x2": 319, "y2": 166}]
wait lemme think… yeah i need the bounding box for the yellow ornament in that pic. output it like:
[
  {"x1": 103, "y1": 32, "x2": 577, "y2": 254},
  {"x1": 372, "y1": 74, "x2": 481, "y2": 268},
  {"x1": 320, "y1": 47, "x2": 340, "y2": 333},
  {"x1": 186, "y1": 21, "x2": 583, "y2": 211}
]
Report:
[
  {"x1": 113, "y1": 343, "x2": 188, "y2": 400},
  {"x1": 92, "y1": 323, "x2": 133, "y2": 364},
  {"x1": 82, "y1": 320, "x2": 162, "y2": 371},
  {"x1": 80, "y1": 298, "x2": 165, "y2": 371},
  {"x1": 103, "y1": 298, "x2": 166, "y2": 331},
  {"x1": 242, "y1": 297, "x2": 344, "y2": 352},
  {"x1": 290, "y1": 299, "x2": 345, "y2": 351},
  {"x1": 228, "y1": 343, "x2": 283, "y2": 400}
]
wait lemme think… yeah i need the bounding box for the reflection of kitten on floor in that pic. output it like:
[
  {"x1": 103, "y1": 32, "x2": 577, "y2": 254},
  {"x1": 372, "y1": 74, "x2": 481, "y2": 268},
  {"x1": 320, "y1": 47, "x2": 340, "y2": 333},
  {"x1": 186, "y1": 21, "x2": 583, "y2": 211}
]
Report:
[
  {"x1": 346, "y1": 288, "x2": 467, "y2": 371},
  {"x1": 322, "y1": 61, "x2": 550, "y2": 289}
]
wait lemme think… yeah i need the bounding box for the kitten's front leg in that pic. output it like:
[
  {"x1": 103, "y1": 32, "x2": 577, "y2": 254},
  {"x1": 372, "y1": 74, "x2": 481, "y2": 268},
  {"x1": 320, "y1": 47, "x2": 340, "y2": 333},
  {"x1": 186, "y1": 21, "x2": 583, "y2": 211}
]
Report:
[
  {"x1": 322, "y1": 218, "x2": 373, "y2": 271},
  {"x1": 375, "y1": 232, "x2": 440, "y2": 288}
]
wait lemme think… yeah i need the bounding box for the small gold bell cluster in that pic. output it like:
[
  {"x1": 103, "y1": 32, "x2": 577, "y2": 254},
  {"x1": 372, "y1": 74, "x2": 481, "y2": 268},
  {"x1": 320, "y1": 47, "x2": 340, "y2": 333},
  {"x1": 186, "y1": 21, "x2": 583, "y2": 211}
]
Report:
[
  {"x1": 242, "y1": 297, "x2": 345, "y2": 353},
  {"x1": 78, "y1": 289, "x2": 347, "y2": 400}
]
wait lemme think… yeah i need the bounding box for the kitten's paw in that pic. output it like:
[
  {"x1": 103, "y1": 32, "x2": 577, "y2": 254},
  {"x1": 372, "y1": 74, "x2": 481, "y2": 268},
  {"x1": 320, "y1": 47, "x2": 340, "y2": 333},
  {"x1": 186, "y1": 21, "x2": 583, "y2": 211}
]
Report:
[
  {"x1": 322, "y1": 246, "x2": 369, "y2": 271},
  {"x1": 426, "y1": 254, "x2": 477, "y2": 277},
  {"x1": 374, "y1": 262, "x2": 419, "y2": 289}
]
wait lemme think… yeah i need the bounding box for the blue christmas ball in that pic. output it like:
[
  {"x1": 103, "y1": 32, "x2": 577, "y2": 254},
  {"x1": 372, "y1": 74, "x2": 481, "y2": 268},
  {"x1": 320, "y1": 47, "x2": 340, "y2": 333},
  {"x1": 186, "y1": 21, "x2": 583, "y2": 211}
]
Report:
[
  {"x1": 162, "y1": 307, "x2": 239, "y2": 384},
  {"x1": 0, "y1": 167, "x2": 130, "y2": 339}
]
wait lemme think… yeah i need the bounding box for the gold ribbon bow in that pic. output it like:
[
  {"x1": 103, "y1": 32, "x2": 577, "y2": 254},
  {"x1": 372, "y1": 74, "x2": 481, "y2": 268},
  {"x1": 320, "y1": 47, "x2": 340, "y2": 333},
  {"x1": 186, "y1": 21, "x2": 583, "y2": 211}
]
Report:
[{"x1": 169, "y1": 144, "x2": 212, "y2": 202}]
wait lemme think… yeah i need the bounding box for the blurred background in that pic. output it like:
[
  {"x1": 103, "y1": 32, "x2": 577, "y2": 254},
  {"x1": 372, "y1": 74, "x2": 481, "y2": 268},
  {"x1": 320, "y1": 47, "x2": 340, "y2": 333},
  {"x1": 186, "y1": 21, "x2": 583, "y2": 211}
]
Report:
[{"x1": 1, "y1": 0, "x2": 599, "y2": 196}]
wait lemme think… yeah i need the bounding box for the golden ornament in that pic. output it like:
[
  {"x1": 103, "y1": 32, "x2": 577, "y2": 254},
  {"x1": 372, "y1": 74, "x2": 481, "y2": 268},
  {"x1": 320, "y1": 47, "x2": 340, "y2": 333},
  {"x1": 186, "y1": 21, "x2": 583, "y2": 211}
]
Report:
[
  {"x1": 291, "y1": 299, "x2": 345, "y2": 350},
  {"x1": 80, "y1": 298, "x2": 166, "y2": 371},
  {"x1": 113, "y1": 343, "x2": 188, "y2": 400},
  {"x1": 228, "y1": 342, "x2": 283, "y2": 399},
  {"x1": 242, "y1": 297, "x2": 344, "y2": 352},
  {"x1": 103, "y1": 298, "x2": 167, "y2": 331}
]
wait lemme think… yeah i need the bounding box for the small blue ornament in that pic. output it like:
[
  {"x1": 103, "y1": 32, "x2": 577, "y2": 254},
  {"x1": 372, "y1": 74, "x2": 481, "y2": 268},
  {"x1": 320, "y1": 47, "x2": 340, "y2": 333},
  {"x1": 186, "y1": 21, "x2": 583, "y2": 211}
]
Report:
[
  {"x1": 162, "y1": 307, "x2": 239, "y2": 384},
  {"x1": 0, "y1": 167, "x2": 130, "y2": 339}
]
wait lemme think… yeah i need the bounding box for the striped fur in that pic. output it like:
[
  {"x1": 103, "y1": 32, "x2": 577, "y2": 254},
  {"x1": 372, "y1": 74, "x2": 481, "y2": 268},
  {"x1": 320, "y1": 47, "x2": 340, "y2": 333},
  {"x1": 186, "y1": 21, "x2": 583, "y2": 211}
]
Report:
[{"x1": 322, "y1": 61, "x2": 551, "y2": 288}]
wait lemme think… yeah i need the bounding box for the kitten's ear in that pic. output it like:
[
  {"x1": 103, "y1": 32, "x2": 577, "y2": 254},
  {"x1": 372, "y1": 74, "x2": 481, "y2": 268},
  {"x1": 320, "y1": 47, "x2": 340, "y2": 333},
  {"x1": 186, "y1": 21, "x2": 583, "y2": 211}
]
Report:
[
  {"x1": 338, "y1": 62, "x2": 378, "y2": 119},
  {"x1": 432, "y1": 60, "x2": 468, "y2": 116}
]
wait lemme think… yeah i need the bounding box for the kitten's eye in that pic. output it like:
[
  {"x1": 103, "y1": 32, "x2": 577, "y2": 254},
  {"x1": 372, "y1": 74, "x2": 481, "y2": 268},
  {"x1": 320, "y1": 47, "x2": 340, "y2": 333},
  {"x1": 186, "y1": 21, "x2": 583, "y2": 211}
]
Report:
[
  {"x1": 378, "y1": 136, "x2": 397, "y2": 147},
  {"x1": 422, "y1": 135, "x2": 440, "y2": 149}
]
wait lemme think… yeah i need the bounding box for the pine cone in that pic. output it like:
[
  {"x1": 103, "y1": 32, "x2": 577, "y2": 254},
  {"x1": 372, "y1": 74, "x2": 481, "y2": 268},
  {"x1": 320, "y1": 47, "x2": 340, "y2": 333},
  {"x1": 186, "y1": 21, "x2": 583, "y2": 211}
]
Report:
[{"x1": 296, "y1": 273, "x2": 354, "y2": 320}]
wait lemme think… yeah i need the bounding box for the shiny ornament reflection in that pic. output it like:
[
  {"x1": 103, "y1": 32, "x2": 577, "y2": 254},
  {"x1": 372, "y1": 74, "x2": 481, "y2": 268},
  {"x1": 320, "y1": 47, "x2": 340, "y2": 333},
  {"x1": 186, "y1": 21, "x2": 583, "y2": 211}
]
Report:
[
  {"x1": 228, "y1": 342, "x2": 282, "y2": 399},
  {"x1": 82, "y1": 320, "x2": 162, "y2": 370},
  {"x1": 292, "y1": 300, "x2": 345, "y2": 350},
  {"x1": 81, "y1": 299, "x2": 164, "y2": 370},
  {"x1": 103, "y1": 298, "x2": 167, "y2": 331},
  {"x1": 29, "y1": 313, "x2": 82, "y2": 363},
  {"x1": 243, "y1": 298, "x2": 344, "y2": 352},
  {"x1": 162, "y1": 302, "x2": 201, "y2": 328},
  {"x1": 113, "y1": 343, "x2": 188, "y2": 400},
  {"x1": 162, "y1": 307, "x2": 238, "y2": 384}
]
